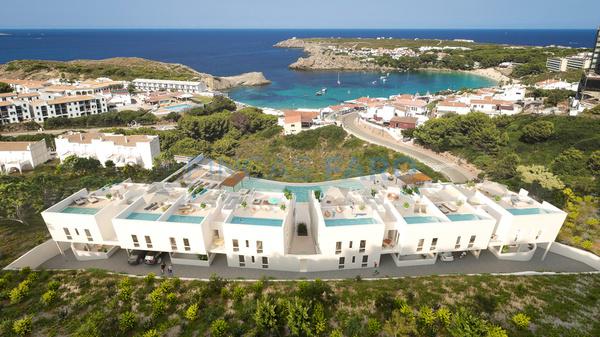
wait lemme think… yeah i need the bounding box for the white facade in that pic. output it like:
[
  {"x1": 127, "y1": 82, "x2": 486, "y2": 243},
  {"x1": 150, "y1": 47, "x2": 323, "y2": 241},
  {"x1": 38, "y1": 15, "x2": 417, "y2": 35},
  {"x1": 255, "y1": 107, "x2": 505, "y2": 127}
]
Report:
[
  {"x1": 0, "y1": 139, "x2": 51, "y2": 174},
  {"x1": 55, "y1": 132, "x2": 160, "y2": 169},
  {"x1": 132, "y1": 79, "x2": 207, "y2": 94},
  {"x1": 40, "y1": 159, "x2": 568, "y2": 271}
]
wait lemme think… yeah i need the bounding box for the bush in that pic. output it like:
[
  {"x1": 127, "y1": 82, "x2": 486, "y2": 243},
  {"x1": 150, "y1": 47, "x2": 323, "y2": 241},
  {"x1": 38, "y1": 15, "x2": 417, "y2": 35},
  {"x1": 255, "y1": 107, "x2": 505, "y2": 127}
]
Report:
[
  {"x1": 41, "y1": 290, "x2": 58, "y2": 306},
  {"x1": 520, "y1": 120, "x2": 555, "y2": 143},
  {"x1": 511, "y1": 312, "x2": 531, "y2": 329},
  {"x1": 47, "y1": 280, "x2": 60, "y2": 291},
  {"x1": 367, "y1": 318, "x2": 382, "y2": 336},
  {"x1": 297, "y1": 223, "x2": 308, "y2": 236},
  {"x1": 141, "y1": 329, "x2": 161, "y2": 337},
  {"x1": 232, "y1": 285, "x2": 246, "y2": 302},
  {"x1": 10, "y1": 280, "x2": 31, "y2": 304},
  {"x1": 144, "y1": 273, "x2": 156, "y2": 285},
  {"x1": 118, "y1": 311, "x2": 136, "y2": 332},
  {"x1": 210, "y1": 319, "x2": 229, "y2": 337},
  {"x1": 12, "y1": 316, "x2": 32, "y2": 337},
  {"x1": 184, "y1": 303, "x2": 199, "y2": 321}
]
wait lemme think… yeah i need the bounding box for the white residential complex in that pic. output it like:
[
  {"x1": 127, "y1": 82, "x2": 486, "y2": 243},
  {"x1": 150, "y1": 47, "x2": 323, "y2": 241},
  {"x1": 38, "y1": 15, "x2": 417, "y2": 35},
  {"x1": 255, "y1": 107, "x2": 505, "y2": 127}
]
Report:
[
  {"x1": 0, "y1": 79, "x2": 116, "y2": 125},
  {"x1": 41, "y1": 157, "x2": 566, "y2": 272},
  {"x1": 546, "y1": 53, "x2": 592, "y2": 72},
  {"x1": 0, "y1": 139, "x2": 51, "y2": 174},
  {"x1": 132, "y1": 79, "x2": 207, "y2": 94},
  {"x1": 55, "y1": 132, "x2": 160, "y2": 169}
]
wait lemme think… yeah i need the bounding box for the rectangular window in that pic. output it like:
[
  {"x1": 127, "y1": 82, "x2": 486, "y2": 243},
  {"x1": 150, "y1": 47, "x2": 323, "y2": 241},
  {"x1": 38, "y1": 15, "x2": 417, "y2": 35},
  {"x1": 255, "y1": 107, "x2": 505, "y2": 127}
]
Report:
[
  {"x1": 84, "y1": 229, "x2": 93, "y2": 242},
  {"x1": 183, "y1": 238, "x2": 191, "y2": 251},
  {"x1": 233, "y1": 239, "x2": 239, "y2": 252},
  {"x1": 74, "y1": 228, "x2": 80, "y2": 236},
  {"x1": 468, "y1": 235, "x2": 476, "y2": 249},
  {"x1": 262, "y1": 257, "x2": 269, "y2": 269},
  {"x1": 132, "y1": 235, "x2": 139, "y2": 248},
  {"x1": 455, "y1": 236, "x2": 461, "y2": 249},
  {"x1": 63, "y1": 228, "x2": 72, "y2": 240},
  {"x1": 430, "y1": 238, "x2": 438, "y2": 251},
  {"x1": 335, "y1": 241, "x2": 342, "y2": 254},
  {"x1": 362, "y1": 255, "x2": 368, "y2": 267},
  {"x1": 145, "y1": 236, "x2": 153, "y2": 249},
  {"x1": 251, "y1": 256, "x2": 255, "y2": 263},
  {"x1": 352, "y1": 256, "x2": 356, "y2": 263},
  {"x1": 239, "y1": 255, "x2": 245, "y2": 267},
  {"x1": 170, "y1": 237, "x2": 178, "y2": 251},
  {"x1": 338, "y1": 257, "x2": 345, "y2": 269},
  {"x1": 417, "y1": 239, "x2": 424, "y2": 252},
  {"x1": 349, "y1": 241, "x2": 353, "y2": 249},
  {"x1": 256, "y1": 241, "x2": 263, "y2": 253},
  {"x1": 359, "y1": 240, "x2": 366, "y2": 253},
  {"x1": 245, "y1": 240, "x2": 249, "y2": 248}
]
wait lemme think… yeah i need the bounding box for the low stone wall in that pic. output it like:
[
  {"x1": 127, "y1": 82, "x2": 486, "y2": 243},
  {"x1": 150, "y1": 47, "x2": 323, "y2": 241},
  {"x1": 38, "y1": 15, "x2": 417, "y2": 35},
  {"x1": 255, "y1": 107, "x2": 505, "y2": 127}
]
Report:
[
  {"x1": 391, "y1": 254, "x2": 437, "y2": 267},
  {"x1": 3, "y1": 239, "x2": 69, "y2": 270},
  {"x1": 72, "y1": 244, "x2": 120, "y2": 261},
  {"x1": 489, "y1": 244, "x2": 537, "y2": 262},
  {"x1": 544, "y1": 242, "x2": 600, "y2": 271}
]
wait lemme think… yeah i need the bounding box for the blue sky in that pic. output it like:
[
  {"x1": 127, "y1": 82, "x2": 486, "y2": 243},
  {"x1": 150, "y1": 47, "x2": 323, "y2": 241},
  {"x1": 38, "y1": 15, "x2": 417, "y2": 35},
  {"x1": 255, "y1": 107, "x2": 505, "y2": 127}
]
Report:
[{"x1": 2, "y1": 0, "x2": 599, "y2": 29}]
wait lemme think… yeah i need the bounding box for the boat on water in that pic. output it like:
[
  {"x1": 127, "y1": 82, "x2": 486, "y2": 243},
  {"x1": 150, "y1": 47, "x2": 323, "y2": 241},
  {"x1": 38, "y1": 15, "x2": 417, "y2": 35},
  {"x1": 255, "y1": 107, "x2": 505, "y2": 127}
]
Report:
[
  {"x1": 315, "y1": 88, "x2": 327, "y2": 96},
  {"x1": 337, "y1": 72, "x2": 341, "y2": 85}
]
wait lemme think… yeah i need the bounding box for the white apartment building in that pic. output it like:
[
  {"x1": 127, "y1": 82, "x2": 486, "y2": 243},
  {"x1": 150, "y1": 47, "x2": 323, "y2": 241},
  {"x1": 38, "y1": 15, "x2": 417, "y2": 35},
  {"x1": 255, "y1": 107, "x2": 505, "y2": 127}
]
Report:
[
  {"x1": 546, "y1": 57, "x2": 568, "y2": 72},
  {"x1": 0, "y1": 139, "x2": 51, "y2": 174},
  {"x1": 29, "y1": 95, "x2": 109, "y2": 123},
  {"x1": 436, "y1": 100, "x2": 471, "y2": 115},
  {"x1": 0, "y1": 100, "x2": 31, "y2": 124},
  {"x1": 41, "y1": 157, "x2": 567, "y2": 271},
  {"x1": 55, "y1": 132, "x2": 160, "y2": 169},
  {"x1": 547, "y1": 53, "x2": 592, "y2": 72},
  {"x1": 132, "y1": 79, "x2": 207, "y2": 94}
]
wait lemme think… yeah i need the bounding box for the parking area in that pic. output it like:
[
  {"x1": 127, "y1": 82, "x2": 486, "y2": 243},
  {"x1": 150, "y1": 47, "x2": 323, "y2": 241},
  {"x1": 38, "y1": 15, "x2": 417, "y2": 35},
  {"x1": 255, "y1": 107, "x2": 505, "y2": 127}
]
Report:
[{"x1": 39, "y1": 248, "x2": 595, "y2": 280}]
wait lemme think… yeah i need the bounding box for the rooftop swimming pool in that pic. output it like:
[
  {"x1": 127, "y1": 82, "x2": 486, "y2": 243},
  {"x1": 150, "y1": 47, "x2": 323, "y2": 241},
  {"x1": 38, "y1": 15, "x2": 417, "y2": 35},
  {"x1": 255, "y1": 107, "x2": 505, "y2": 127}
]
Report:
[
  {"x1": 446, "y1": 213, "x2": 484, "y2": 222},
  {"x1": 506, "y1": 208, "x2": 553, "y2": 216},
  {"x1": 126, "y1": 212, "x2": 161, "y2": 221},
  {"x1": 324, "y1": 217, "x2": 377, "y2": 227},
  {"x1": 403, "y1": 216, "x2": 443, "y2": 224},
  {"x1": 61, "y1": 206, "x2": 100, "y2": 215},
  {"x1": 167, "y1": 215, "x2": 205, "y2": 224},
  {"x1": 240, "y1": 178, "x2": 365, "y2": 202},
  {"x1": 230, "y1": 216, "x2": 283, "y2": 227}
]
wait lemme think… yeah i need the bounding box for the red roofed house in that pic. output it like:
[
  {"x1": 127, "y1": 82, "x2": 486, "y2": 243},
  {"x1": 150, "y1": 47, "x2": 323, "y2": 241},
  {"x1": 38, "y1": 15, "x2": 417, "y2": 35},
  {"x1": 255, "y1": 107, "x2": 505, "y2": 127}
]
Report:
[
  {"x1": 283, "y1": 110, "x2": 320, "y2": 135},
  {"x1": 389, "y1": 116, "x2": 418, "y2": 129}
]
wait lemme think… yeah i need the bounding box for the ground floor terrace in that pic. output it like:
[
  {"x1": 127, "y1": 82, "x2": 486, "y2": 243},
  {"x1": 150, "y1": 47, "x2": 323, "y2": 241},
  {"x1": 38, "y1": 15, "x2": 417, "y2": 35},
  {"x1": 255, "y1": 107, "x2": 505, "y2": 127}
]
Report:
[{"x1": 38, "y1": 248, "x2": 594, "y2": 280}]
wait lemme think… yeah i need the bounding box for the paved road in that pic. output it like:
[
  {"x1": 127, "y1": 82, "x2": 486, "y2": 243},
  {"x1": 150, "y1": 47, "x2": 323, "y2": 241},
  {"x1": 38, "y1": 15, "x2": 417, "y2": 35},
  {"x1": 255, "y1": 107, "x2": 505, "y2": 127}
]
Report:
[
  {"x1": 339, "y1": 113, "x2": 478, "y2": 183},
  {"x1": 40, "y1": 248, "x2": 594, "y2": 281},
  {"x1": 1, "y1": 123, "x2": 177, "y2": 136}
]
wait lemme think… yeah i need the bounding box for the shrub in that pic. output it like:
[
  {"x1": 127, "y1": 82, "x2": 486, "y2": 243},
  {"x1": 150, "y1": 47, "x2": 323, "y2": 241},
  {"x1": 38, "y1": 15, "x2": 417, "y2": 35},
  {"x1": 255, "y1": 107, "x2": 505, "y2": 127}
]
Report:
[
  {"x1": 12, "y1": 316, "x2": 32, "y2": 337},
  {"x1": 511, "y1": 312, "x2": 531, "y2": 329},
  {"x1": 330, "y1": 329, "x2": 343, "y2": 337},
  {"x1": 141, "y1": 329, "x2": 161, "y2": 337},
  {"x1": 210, "y1": 319, "x2": 229, "y2": 337},
  {"x1": 41, "y1": 290, "x2": 58, "y2": 306},
  {"x1": 144, "y1": 273, "x2": 156, "y2": 285},
  {"x1": 367, "y1": 318, "x2": 382, "y2": 336},
  {"x1": 118, "y1": 311, "x2": 136, "y2": 332},
  {"x1": 232, "y1": 285, "x2": 246, "y2": 302},
  {"x1": 520, "y1": 120, "x2": 555, "y2": 143},
  {"x1": 10, "y1": 280, "x2": 31, "y2": 304},
  {"x1": 166, "y1": 292, "x2": 177, "y2": 304},
  {"x1": 47, "y1": 280, "x2": 60, "y2": 291},
  {"x1": 297, "y1": 223, "x2": 308, "y2": 236},
  {"x1": 184, "y1": 303, "x2": 199, "y2": 321}
]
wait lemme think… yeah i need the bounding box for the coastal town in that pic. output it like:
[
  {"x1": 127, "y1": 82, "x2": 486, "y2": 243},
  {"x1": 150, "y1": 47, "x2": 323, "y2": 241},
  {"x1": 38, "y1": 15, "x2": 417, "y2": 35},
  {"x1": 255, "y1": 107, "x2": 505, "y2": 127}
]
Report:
[{"x1": 0, "y1": 21, "x2": 599, "y2": 337}]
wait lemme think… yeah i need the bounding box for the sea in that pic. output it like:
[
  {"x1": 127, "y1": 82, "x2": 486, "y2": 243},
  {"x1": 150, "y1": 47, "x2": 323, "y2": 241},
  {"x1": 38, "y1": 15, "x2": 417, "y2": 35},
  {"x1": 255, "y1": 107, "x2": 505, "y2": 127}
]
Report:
[{"x1": 0, "y1": 29, "x2": 595, "y2": 109}]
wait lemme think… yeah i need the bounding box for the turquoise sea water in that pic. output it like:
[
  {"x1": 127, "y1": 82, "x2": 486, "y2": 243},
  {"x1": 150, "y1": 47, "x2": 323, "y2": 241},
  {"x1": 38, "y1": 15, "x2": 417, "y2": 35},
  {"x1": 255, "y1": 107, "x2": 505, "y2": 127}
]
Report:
[{"x1": 229, "y1": 71, "x2": 495, "y2": 109}]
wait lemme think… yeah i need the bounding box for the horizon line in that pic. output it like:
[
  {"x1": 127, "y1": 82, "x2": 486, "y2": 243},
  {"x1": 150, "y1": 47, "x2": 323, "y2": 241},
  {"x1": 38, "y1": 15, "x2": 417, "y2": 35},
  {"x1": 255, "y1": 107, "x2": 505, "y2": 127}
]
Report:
[{"x1": 0, "y1": 27, "x2": 597, "y2": 31}]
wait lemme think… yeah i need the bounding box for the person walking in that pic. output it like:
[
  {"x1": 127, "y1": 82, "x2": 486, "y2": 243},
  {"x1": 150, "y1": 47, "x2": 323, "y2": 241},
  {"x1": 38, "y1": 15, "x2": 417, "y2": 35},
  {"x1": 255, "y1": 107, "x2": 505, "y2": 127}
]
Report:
[
  {"x1": 167, "y1": 264, "x2": 173, "y2": 277},
  {"x1": 373, "y1": 261, "x2": 379, "y2": 276},
  {"x1": 160, "y1": 262, "x2": 166, "y2": 275}
]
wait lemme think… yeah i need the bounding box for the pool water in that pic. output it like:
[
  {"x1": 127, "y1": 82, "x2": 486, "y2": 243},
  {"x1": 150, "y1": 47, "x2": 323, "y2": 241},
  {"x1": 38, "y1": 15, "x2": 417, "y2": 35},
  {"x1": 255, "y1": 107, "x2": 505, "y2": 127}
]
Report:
[
  {"x1": 61, "y1": 206, "x2": 100, "y2": 215},
  {"x1": 167, "y1": 215, "x2": 205, "y2": 224},
  {"x1": 164, "y1": 104, "x2": 194, "y2": 111},
  {"x1": 230, "y1": 216, "x2": 283, "y2": 227},
  {"x1": 446, "y1": 213, "x2": 483, "y2": 222},
  {"x1": 506, "y1": 208, "x2": 552, "y2": 216},
  {"x1": 324, "y1": 217, "x2": 377, "y2": 227},
  {"x1": 240, "y1": 178, "x2": 365, "y2": 202},
  {"x1": 403, "y1": 216, "x2": 443, "y2": 224},
  {"x1": 127, "y1": 212, "x2": 161, "y2": 221}
]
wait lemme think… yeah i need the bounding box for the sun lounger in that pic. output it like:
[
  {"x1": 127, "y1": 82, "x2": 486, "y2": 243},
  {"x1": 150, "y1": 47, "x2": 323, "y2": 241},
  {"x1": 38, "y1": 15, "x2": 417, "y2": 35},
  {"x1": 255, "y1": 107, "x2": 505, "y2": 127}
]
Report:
[
  {"x1": 144, "y1": 202, "x2": 157, "y2": 211},
  {"x1": 87, "y1": 196, "x2": 99, "y2": 204},
  {"x1": 442, "y1": 202, "x2": 457, "y2": 212},
  {"x1": 74, "y1": 198, "x2": 87, "y2": 206}
]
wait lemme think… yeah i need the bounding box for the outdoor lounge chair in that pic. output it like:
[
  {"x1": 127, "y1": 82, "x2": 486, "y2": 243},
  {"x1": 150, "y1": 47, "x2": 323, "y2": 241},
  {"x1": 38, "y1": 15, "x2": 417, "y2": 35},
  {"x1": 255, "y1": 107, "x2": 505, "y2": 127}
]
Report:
[
  {"x1": 74, "y1": 198, "x2": 87, "y2": 206},
  {"x1": 87, "y1": 196, "x2": 99, "y2": 204}
]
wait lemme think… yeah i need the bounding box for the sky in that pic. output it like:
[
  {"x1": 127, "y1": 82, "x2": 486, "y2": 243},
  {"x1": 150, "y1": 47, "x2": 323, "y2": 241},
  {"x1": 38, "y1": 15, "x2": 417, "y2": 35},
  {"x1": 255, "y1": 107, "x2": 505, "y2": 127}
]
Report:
[{"x1": 1, "y1": 0, "x2": 599, "y2": 29}]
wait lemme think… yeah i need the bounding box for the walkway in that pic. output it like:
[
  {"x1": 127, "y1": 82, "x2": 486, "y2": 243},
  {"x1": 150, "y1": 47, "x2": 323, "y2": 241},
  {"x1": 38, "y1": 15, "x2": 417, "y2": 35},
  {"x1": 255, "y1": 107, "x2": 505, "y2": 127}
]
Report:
[
  {"x1": 39, "y1": 249, "x2": 594, "y2": 280},
  {"x1": 339, "y1": 113, "x2": 478, "y2": 183}
]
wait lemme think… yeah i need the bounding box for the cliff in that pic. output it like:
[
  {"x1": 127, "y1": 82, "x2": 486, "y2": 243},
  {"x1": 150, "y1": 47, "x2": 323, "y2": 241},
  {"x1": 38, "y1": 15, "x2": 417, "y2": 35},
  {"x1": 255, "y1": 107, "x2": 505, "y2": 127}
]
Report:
[{"x1": 0, "y1": 57, "x2": 270, "y2": 91}]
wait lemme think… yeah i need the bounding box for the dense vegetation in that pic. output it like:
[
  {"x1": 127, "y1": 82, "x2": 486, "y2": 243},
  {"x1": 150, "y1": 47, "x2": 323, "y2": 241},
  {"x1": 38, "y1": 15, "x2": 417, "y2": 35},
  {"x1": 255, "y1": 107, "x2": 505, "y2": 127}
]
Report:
[
  {"x1": 0, "y1": 81, "x2": 12, "y2": 93},
  {"x1": 0, "y1": 58, "x2": 199, "y2": 81},
  {"x1": 43, "y1": 109, "x2": 158, "y2": 129},
  {"x1": 1, "y1": 269, "x2": 598, "y2": 337},
  {"x1": 410, "y1": 113, "x2": 600, "y2": 253}
]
